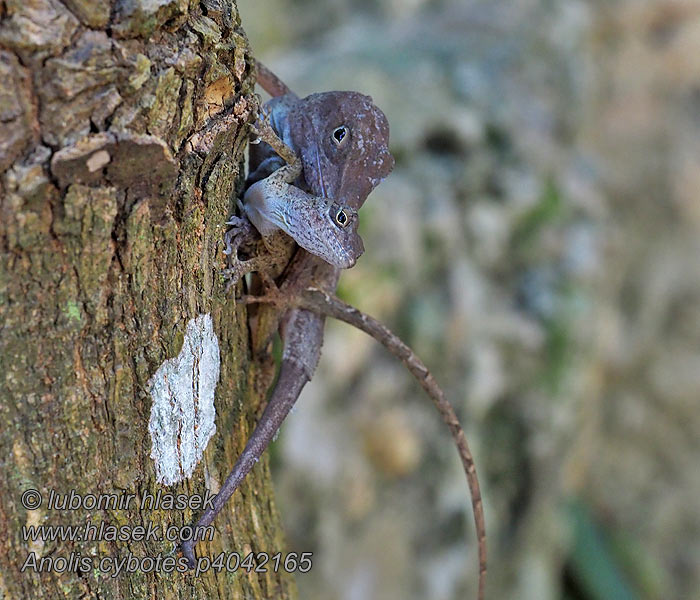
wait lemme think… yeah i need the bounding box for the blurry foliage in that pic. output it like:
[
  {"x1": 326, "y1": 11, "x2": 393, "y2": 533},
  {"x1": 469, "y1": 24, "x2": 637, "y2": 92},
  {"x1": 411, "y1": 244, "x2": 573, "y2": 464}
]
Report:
[
  {"x1": 566, "y1": 499, "x2": 639, "y2": 600},
  {"x1": 512, "y1": 179, "x2": 564, "y2": 251},
  {"x1": 241, "y1": 1, "x2": 700, "y2": 599}
]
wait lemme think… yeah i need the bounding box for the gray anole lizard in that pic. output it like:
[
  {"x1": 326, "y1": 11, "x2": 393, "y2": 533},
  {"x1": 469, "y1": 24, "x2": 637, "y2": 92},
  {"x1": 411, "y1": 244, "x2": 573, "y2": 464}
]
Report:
[{"x1": 181, "y1": 62, "x2": 486, "y2": 600}]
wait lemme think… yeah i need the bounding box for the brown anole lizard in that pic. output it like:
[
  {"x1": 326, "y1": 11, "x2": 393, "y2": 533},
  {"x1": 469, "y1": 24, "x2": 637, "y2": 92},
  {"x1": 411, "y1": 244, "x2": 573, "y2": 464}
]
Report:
[{"x1": 181, "y1": 62, "x2": 486, "y2": 600}]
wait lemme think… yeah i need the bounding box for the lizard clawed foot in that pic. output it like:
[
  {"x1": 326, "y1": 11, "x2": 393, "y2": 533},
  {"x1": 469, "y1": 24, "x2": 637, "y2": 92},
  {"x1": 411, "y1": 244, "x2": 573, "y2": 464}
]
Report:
[
  {"x1": 223, "y1": 214, "x2": 291, "y2": 292},
  {"x1": 223, "y1": 215, "x2": 262, "y2": 288},
  {"x1": 224, "y1": 214, "x2": 258, "y2": 256}
]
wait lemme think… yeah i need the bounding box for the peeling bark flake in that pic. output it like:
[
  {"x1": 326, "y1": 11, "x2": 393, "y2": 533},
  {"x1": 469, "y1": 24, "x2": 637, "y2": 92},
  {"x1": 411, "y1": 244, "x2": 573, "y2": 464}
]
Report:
[{"x1": 148, "y1": 314, "x2": 220, "y2": 486}]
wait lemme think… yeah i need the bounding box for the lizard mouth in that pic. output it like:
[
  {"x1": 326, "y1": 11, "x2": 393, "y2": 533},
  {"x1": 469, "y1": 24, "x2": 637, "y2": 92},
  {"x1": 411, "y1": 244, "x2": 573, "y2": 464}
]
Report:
[
  {"x1": 333, "y1": 236, "x2": 364, "y2": 269},
  {"x1": 335, "y1": 254, "x2": 358, "y2": 269}
]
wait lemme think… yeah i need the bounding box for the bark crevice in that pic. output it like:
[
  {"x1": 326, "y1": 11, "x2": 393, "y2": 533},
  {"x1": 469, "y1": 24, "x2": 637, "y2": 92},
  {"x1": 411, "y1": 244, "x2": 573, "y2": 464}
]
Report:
[{"x1": 0, "y1": 1, "x2": 296, "y2": 598}]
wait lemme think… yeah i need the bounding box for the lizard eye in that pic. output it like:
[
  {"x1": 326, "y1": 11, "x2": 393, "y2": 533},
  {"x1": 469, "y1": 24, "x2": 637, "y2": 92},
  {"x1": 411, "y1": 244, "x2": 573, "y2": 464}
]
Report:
[
  {"x1": 332, "y1": 125, "x2": 350, "y2": 146},
  {"x1": 333, "y1": 208, "x2": 350, "y2": 228}
]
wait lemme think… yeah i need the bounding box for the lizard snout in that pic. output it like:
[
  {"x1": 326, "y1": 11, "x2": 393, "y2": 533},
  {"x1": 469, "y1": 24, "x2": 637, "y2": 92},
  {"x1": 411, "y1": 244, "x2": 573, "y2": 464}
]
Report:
[{"x1": 334, "y1": 233, "x2": 364, "y2": 269}]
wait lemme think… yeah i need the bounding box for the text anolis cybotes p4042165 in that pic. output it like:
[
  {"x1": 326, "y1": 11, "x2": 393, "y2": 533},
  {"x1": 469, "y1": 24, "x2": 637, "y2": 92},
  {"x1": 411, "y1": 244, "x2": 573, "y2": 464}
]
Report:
[{"x1": 181, "y1": 62, "x2": 487, "y2": 600}]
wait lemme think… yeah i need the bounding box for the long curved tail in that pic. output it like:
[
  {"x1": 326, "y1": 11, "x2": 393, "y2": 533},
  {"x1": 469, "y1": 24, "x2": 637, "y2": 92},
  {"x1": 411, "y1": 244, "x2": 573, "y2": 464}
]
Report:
[{"x1": 299, "y1": 288, "x2": 487, "y2": 600}]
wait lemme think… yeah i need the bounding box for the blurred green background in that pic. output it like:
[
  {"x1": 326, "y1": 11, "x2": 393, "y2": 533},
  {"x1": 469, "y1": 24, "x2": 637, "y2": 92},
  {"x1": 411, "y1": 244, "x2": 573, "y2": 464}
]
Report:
[{"x1": 239, "y1": 1, "x2": 700, "y2": 599}]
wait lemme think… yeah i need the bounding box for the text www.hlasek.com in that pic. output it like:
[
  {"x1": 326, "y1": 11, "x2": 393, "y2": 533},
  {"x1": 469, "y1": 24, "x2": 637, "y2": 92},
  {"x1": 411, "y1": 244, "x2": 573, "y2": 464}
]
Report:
[
  {"x1": 19, "y1": 488, "x2": 313, "y2": 576},
  {"x1": 21, "y1": 520, "x2": 213, "y2": 576},
  {"x1": 22, "y1": 519, "x2": 213, "y2": 544},
  {"x1": 21, "y1": 519, "x2": 313, "y2": 576}
]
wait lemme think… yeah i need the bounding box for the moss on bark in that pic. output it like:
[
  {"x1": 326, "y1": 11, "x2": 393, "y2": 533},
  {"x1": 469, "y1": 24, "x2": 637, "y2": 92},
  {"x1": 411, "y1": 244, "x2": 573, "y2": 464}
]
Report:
[{"x1": 0, "y1": 1, "x2": 296, "y2": 598}]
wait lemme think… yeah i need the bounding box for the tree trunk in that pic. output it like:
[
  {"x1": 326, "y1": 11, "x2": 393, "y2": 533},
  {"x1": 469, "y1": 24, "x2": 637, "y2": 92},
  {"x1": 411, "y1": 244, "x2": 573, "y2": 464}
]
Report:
[{"x1": 0, "y1": 1, "x2": 296, "y2": 598}]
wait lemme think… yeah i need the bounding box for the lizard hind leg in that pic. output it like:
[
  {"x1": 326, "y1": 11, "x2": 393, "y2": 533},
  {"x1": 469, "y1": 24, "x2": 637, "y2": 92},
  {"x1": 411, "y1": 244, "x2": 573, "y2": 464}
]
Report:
[{"x1": 239, "y1": 271, "x2": 291, "y2": 310}]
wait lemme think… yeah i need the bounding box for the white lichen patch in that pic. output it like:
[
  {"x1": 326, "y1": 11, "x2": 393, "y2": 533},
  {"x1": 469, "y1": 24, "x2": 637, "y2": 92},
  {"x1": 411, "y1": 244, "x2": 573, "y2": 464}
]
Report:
[{"x1": 148, "y1": 314, "x2": 220, "y2": 486}]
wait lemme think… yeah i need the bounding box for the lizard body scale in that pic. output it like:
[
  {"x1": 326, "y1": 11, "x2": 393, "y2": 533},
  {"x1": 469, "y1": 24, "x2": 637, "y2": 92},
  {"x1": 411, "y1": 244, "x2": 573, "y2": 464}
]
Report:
[{"x1": 181, "y1": 61, "x2": 486, "y2": 600}]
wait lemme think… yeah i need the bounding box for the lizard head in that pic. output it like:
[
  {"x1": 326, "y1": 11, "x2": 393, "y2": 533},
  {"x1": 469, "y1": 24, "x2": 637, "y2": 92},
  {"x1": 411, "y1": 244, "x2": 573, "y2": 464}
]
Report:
[
  {"x1": 244, "y1": 176, "x2": 364, "y2": 269},
  {"x1": 288, "y1": 91, "x2": 394, "y2": 211},
  {"x1": 290, "y1": 198, "x2": 365, "y2": 269}
]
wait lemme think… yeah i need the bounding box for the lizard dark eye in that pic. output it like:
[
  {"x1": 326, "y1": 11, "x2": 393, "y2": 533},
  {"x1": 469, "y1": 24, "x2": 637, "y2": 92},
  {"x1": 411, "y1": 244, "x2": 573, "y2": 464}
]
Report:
[
  {"x1": 332, "y1": 126, "x2": 349, "y2": 146},
  {"x1": 333, "y1": 208, "x2": 350, "y2": 228}
]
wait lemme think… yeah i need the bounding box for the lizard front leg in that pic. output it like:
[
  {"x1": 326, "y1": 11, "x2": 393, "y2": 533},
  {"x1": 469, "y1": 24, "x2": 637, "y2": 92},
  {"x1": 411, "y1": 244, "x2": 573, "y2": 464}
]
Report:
[
  {"x1": 222, "y1": 115, "x2": 304, "y2": 288},
  {"x1": 250, "y1": 116, "x2": 300, "y2": 176},
  {"x1": 239, "y1": 270, "x2": 292, "y2": 309},
  {"x1": 246, "y1": 115, "x2": 365, "y2": 269}
]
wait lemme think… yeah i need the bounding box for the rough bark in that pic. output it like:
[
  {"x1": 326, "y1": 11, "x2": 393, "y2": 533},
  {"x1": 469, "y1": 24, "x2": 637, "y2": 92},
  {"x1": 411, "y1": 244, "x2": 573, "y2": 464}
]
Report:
[{"x1": 0, "y1": 1, "x2": 296, "y2": 598}]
